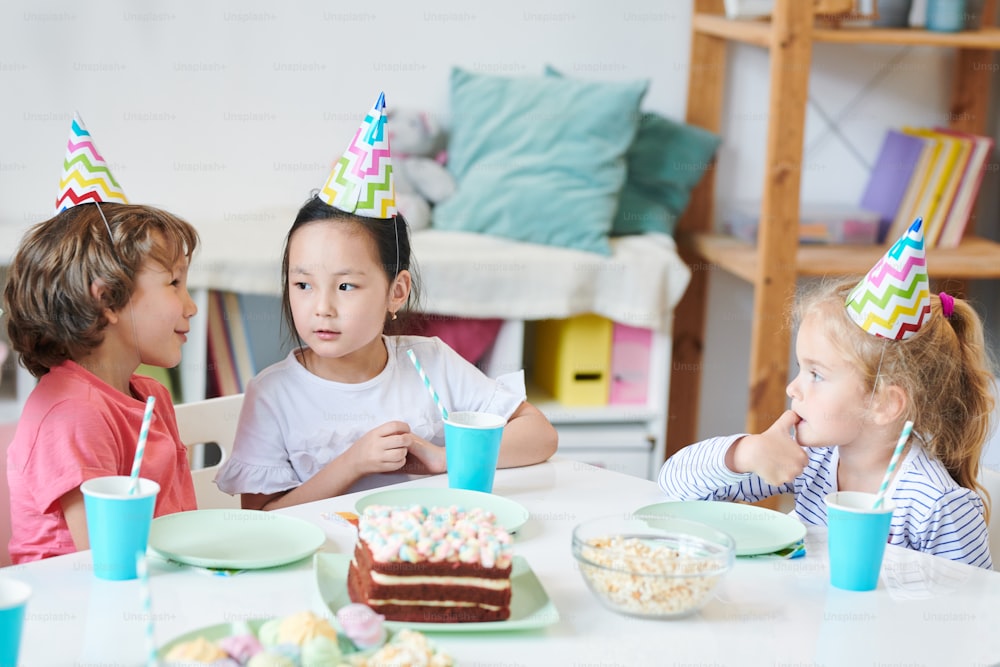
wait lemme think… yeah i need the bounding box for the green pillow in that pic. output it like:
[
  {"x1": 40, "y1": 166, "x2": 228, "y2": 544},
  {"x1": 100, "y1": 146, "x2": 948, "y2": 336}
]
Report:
[
  {"x1": 432, "y1": 67, "x2": 647, "y2": 256},
  {"x1": 621, "y1": 112, "x2": 721, "y2": 236},
  {"x1": 613, "y1": 182, "x2": 678, "y2": 236}
]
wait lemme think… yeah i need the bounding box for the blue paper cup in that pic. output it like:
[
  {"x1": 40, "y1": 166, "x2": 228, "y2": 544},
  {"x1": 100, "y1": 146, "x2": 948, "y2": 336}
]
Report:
[
  {"x1": 444, "y1": 411, "x2": 505, "y2": 493},
  {"x1": 826, "y1": 491, "x2": 894, "y2": 591},
  {"x1": 0, "y1": 579, "x2": 30, "y2": 667},
  {"x1": 81, "y1": 476, "x2": 160, "y2": 581}
]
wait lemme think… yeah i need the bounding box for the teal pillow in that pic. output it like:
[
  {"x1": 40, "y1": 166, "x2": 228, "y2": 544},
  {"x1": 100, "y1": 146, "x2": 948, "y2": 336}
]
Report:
[
  {"x1": 542, "y1": 66, "x2": 722, "y2": 237},
  {"x1": 620, "y1": 112, "x2": 721, "y2": 236},
  {"x1": 432, "y1": 67, "x2": 647, "y2": 256}
]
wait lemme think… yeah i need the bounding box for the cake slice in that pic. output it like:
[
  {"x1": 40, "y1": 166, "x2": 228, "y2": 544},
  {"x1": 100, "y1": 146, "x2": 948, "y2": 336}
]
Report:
[{"x1": 348, "y1": 504, "x2": 514, "y2": 623}]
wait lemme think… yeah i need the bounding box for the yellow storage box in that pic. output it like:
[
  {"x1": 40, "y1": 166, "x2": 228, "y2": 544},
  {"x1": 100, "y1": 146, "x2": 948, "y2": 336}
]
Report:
[{"x1": 532, "y1": 314, "x2": 613, "y2": 406}]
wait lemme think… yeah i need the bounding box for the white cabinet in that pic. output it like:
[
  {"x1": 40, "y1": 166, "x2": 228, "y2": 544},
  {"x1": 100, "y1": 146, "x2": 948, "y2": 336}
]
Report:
[{"x1": 478, "y1": 319, "x2": 669, "y2": 480}]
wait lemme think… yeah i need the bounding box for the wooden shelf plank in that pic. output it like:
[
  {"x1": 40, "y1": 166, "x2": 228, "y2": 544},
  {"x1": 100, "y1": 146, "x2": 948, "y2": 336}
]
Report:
[
  {"x1": 694, "y1": 14, "x2": 1000, "y2": 50},
  {"x1": 681, "y1": 233, "x2": 1000, "y2": 281},
  {"x1": 814, "y1": 26, "x2": 1000, "y2": 48},
  {"x1": 692, "y1": 14, "x2": 773, "y2": 47}
]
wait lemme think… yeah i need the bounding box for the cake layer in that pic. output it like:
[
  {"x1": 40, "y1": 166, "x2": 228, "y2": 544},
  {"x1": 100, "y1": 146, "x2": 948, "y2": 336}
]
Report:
[
  {"x1": 363, "y1": 603, "x2": 510, "y2": 624},
  {"x1": 349, "y1": 560, "x2": 512, "y2": 606},
  {"x1": 354, "y1": 540, "x2": 512, "y2": 579},
  {"x1": 348, "y1": 566, "x2": 511, "y2": 623}
]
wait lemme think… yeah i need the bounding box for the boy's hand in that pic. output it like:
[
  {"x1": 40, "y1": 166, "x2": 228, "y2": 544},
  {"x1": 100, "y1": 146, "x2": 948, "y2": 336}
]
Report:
[
  {"x1": 729, "y1": 410, "x2": 808, "y2": 486},
  {"x1": 348, "y1": 421, "x2": 411, "y2": 475}
]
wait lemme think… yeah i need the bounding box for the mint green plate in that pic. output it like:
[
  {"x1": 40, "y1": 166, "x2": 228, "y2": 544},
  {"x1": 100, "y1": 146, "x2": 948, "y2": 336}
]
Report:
[
  {"x1": 149, "y1": 509, "x2": 326, "y2": 569},
  {"x1": 633, "y1": 501, "x2": 807, "y2": 556},
  {"x1": 314, "y1": 553, "x2": 559, "y2": 632},
  {"x1": 355, "y1": 488, "x2": 530, "y2": 534}
]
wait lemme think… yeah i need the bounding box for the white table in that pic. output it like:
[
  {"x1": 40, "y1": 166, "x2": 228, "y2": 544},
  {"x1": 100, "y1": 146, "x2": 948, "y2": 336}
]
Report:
[{"x1": 6, "y1": 457, "x2": 1000, "y2": 666}]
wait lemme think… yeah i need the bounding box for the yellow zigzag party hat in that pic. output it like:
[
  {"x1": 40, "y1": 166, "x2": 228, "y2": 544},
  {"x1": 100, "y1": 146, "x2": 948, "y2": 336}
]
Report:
[
  {"x1": 845, "y1": 218, "x2": 931, "y2": 340},
  {"x1": 319, "y1": 92, "x2": 396, "y2": 219},
  {"x1": 56, "y1": 112, "x2": 128, "y2": 213}
]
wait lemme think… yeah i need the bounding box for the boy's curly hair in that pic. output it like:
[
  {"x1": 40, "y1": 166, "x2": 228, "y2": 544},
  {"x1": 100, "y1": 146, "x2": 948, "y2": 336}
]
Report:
[{"x1": 4, "y1": 203, "x2": 199, "y2": 377}]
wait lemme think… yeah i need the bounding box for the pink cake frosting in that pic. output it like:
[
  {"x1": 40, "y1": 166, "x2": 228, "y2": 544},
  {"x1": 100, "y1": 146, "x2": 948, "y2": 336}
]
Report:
[{"x1": 357, "y1": 504, "x2": 513, "y2": 568}]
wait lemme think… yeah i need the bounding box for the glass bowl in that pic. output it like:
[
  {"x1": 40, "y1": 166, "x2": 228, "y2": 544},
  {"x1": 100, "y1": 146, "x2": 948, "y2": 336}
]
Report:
[{"x1": 571, "y1": 514, "x2": 735, "y2": 619}]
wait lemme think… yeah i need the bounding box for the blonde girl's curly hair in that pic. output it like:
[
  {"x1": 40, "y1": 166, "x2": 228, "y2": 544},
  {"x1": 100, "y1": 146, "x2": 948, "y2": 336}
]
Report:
[
  {"x1": 794, "y1": 278, "x2": 995, "y2": 519},
  {"x1": 3, "y1": 203, "x2": 199, "y2": 378}
]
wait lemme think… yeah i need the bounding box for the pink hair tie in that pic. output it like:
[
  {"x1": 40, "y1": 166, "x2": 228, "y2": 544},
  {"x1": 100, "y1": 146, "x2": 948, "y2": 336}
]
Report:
[{"x1": 939, "y1": 292, "x2": 955, "y2": 318}]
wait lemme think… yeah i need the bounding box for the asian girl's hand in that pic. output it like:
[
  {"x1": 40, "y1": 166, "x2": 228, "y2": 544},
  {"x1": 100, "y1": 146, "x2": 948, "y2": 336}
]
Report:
[
  {"x1": 727, "y1": 410, "x2": 809, "y2": 486},
  {"x1": 243, "y1": 421, "x2": 412, "y2": 511},
  {"x1": 402, "y1": 436, "x2": 447, "y2": 475},
  {"x1": 346, "y1": 421, "x2": 411, "y2": 475}
]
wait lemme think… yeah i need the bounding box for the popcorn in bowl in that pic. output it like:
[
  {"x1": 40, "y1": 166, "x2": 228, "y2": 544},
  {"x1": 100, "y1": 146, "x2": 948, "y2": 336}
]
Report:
[{"x1": 571, "y1": 514, "x2": 735, "y2": 618}]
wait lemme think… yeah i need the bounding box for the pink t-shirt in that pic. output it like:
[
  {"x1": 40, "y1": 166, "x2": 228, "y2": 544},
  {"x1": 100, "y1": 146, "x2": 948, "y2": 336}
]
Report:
[{"x1": 7, "y1": 361, "x2": 197, "y2": 564}]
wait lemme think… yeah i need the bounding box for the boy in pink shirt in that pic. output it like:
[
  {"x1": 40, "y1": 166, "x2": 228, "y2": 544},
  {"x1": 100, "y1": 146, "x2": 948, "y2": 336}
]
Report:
[{"x1": 4, "y1": 116, "x2": 200, "y2": 562}]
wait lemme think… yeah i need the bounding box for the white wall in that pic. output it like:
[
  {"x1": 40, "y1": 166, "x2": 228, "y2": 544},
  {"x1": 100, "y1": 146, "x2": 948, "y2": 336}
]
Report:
[
  {"x1": 0, "y1": 0, "x2": 691, "y2": 232},
  {"x1": 1, "y1": 1, "x2": 995, "y2": 441}
]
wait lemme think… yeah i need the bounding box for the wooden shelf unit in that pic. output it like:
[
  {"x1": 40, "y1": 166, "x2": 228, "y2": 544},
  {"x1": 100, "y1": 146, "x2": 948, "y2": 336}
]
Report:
[{"x1": 667, "y1": 0, "x2": 1000, "y2": 457}]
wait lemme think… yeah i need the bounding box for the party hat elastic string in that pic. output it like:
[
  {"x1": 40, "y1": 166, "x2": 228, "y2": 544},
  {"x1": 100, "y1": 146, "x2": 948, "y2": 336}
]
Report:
[{"x1": 864, "y1": 340, "x2": 888, "y2": 412}]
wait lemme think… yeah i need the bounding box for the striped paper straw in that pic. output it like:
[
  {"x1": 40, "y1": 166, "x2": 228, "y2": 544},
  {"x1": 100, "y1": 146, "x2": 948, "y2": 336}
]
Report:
[
  {"x1": 136, "y1": 551, "x2": 158, "y2": 666},
  {"x1": 129, "y1": 396, "x2": 156, "y2": 495},
  {"x1": 873, "y1": 420, "x2": 914, "y2": 509},
  {"x1": 406, "y1": 349, "x2": 449, "y2": 420}
]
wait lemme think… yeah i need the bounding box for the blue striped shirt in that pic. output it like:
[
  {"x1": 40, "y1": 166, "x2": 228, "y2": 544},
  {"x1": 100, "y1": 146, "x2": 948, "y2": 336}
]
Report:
[{"x1": 657, "y1": 435, "x2": 993, "y2": 569}]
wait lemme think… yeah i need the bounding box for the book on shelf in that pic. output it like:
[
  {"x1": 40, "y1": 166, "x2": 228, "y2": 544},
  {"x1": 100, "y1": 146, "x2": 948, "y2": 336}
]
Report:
[
  {"x1": 932, "y1": 127, "x2": 995, "y2": 248},
  {"x1": 206, "y1": 290, "x2": 240, "y2": 397},
  {"x1": 222, "y1": 290, "x2": 255, "y2": 391},
  {"x1": 885, "y1": 130, "x2": 939, "y2": 243},
  {"x1": 859, "y1": 129, "x2": 928, "y2": 241},
  {"x1": 204, "y1": 291, "x2": 290, "y2": 398},
  {"x1": 239, "y1": 293, "x2": 291, "y2": 373},
  {"x1": 878, "y1": 125, "x2": 993, "y2": 248},
  {"x1": 902, "y1": 128, "x2": 965, "y2": 247},
  {"x1": 923, "y1": 129, "x2": 972, "y2": 247}
]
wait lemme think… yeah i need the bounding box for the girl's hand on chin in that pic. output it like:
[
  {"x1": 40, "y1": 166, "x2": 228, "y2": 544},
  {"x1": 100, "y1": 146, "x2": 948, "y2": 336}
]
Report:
[{"x1": 731, "y1": 409, "x2": 810, "y2": 486}]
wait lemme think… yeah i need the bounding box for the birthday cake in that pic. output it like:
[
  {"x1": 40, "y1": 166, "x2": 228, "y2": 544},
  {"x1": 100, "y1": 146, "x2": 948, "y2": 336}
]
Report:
[{"x1": 347, "y1": 505, "x2": 514, "y2": 623}]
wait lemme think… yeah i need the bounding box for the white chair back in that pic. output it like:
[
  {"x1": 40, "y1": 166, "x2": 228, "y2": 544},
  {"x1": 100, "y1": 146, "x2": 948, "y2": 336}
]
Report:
[
  {"x1": 174, "y1": 394, "x2": 244, "y2": 510},
  {"x1": 0, "y1": 421, "x2": 16, "y2": 566},
  {"x1": 979, "y1": 379, "x2": 1000, "y2": 569},
  {"x1": 980, "y1": 467, "x2": 1000, "y2": 570}
]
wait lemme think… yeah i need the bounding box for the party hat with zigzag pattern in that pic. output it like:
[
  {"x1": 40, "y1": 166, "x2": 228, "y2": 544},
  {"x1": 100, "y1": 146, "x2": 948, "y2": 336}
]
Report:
[
  {"x1": 319, "y1": 92, "x2": 396, "y2": 219},
  {"x1": 56, "y1": 112, "x2": 128, "y2": 213},
  {"x1": 845, "y1": 218, "x2": 931, "y2": 340}
]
